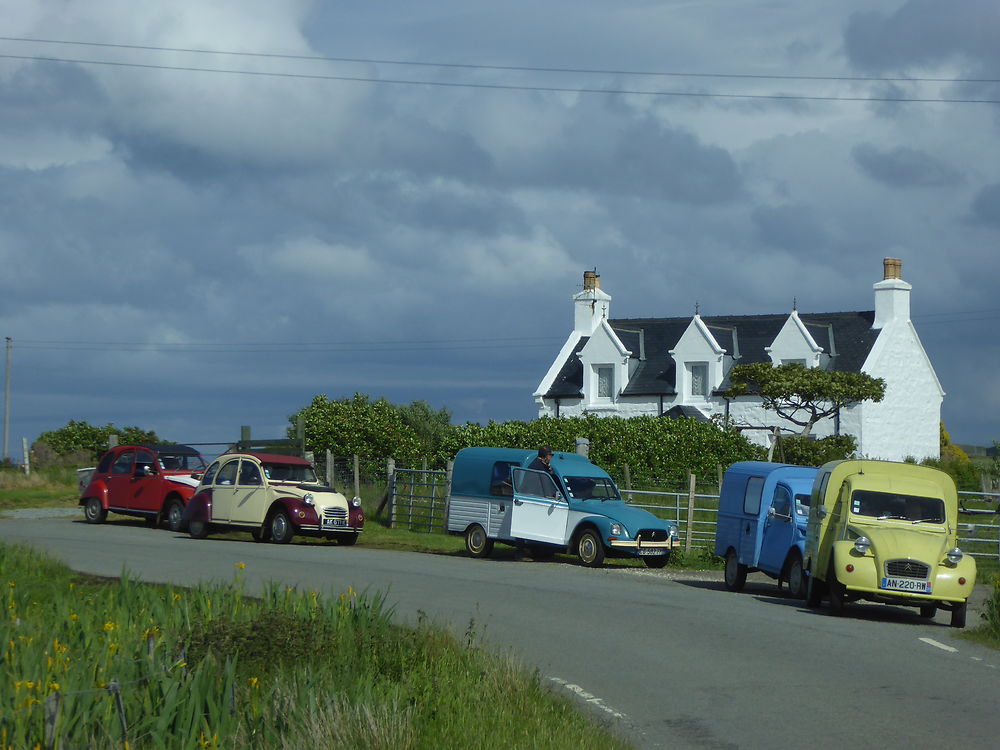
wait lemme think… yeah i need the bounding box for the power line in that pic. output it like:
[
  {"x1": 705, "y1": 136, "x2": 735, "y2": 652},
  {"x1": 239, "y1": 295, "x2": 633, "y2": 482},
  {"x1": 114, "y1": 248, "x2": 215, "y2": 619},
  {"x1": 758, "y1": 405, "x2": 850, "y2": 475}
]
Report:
[
  {"x1": 1, "y1": 52, "x2": 997, "y2": 105},
  {"x1": 3, "y1": 35, "x2": 997, "y2": 85}
]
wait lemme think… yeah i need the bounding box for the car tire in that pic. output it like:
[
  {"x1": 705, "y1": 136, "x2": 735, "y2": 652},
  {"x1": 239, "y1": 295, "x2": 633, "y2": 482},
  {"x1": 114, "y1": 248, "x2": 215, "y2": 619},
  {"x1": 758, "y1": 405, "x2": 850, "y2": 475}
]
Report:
[
  {"x1": 83, "y1": 498, "x2": 107, "y2": 524},
  {"x1": 270, "y1": 510, "x2": 294, "y2": 544},
  {"x1": 337, "y1": 532, "x2": 359, "y2": 546},
  {"x1": 919, "y1": 603, "x2": 937, "y2": 619},
  {"x1": 165, "y1": 499, "x2": 185, "y2": 533},
  {"x1": 785, "y1": 552, "x2": 807, "y2": 599},
  {"x1": 724, "y1": 549, "x2": 747, "y2": 592},
  {"x1": 827, "y1": 562, "x2": 846, "y2": 615},
  {"x1": 577, "y1": 529, "x2": 605, "y2": 568},
  {"x1": 465, "y1": 524, "x2": 493, "y2": 558},
  {"x1": 643, "y1": 555, "x2": 670, "y2": 569},
  {"x1": 188, "y1": 519, "x2": 209, "y2": 539},
  {"x1": 950, "y1": 602, "x2": 967, "y2": 629}
]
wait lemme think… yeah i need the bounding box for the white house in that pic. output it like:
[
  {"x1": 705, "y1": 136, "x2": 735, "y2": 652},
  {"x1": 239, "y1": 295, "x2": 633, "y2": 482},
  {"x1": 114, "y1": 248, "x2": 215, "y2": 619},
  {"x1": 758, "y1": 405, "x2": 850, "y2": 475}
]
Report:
[{"x1": 534, "y1": 259, "x2": 943, "y2": 461}]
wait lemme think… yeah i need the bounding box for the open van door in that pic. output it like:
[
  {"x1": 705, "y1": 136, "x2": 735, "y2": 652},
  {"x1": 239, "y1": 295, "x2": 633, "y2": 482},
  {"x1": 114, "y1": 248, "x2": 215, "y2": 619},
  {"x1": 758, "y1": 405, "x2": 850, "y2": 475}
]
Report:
[{"x1": 510, "y1": 468, "x2": 569, "y2": 545}]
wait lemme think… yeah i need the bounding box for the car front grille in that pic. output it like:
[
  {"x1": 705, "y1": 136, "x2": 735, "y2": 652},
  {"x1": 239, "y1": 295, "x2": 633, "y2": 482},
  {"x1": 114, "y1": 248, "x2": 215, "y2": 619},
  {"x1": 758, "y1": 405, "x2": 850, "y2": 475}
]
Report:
[
  {"x1": 637, "y1": 529, "x2": 668, "y2": 542},
  {"x1": 322, "y1": 507, "x2": 347, "y2": 521},
  {"x1": 885, "y1": 559, "x2": 930, "y2": 579}
]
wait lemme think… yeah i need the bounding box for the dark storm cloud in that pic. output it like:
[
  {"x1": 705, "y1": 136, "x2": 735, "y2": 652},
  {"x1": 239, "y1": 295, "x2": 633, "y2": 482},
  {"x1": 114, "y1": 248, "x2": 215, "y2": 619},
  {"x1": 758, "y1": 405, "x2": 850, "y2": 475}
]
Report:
[
  {"x1": 844, "y1": 0, "x2": 1000, "y2": 73},
  {"x1": 969, "y1": 184, "x2": 1000, "y2": 228},
  {"x1": 751, "y1": 204, "x2": 829, "y2": 253},
  {"x1": 0, "y1": 61, "x2": 106, "y2": 130},
  {"x1": 852, "y1": 144, "x2": 962, "y2": 188}
]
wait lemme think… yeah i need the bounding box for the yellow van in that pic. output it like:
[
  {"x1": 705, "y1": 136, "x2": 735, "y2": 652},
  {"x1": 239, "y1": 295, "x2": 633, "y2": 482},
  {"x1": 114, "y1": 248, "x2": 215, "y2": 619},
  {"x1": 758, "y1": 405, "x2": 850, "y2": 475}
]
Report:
[{"x1": 804, "y1": 460, "x2": 976, "y2": 627}]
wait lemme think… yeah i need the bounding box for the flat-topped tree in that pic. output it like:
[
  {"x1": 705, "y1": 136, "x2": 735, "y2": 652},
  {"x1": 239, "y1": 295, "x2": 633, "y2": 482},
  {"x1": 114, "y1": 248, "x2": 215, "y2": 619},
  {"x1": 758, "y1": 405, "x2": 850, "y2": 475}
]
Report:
[{"x1": 727, "y1": 362, "x2": 886, "y2": 438}]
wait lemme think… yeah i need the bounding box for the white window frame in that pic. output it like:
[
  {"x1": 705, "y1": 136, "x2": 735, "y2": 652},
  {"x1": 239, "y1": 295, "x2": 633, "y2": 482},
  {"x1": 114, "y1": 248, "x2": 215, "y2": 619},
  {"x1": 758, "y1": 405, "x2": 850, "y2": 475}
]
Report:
[
  {"x1": 594, "y1": 364, "x2": 615, "y2": 400},
  {"x1": 688, "y1": 362, "x2": 709, "y2": 399}
]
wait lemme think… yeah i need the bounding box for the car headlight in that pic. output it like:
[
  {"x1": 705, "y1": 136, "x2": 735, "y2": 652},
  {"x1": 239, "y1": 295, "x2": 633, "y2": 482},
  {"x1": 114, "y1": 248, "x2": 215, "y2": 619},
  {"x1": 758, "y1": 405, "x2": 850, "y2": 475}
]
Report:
[
  {"x1": 947, "y1": 547, "x2": 964, "y2": 565},
  {"x1": 303, "y1": 493, "x2": 314, "y2": 506},
  {"x1": 853, "y1": 536, "x2": 871, "y2": 554},
  {"x1": 351, "y1": 497, "x2": 362, "y2": 508},
  {"x1": 610, "y1": 523, "x2": 623, "y2": 536},
  {"x1": 668, "y1": 525, "x2": 679, "y2": 538}
]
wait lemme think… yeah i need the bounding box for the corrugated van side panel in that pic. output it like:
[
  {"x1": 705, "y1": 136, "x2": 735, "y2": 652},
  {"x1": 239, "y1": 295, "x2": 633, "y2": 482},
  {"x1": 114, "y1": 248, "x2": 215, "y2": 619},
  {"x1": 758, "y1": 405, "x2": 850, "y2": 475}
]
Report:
[{"x1": 446, "y1": 494, "x2": 490, "y2": 533}]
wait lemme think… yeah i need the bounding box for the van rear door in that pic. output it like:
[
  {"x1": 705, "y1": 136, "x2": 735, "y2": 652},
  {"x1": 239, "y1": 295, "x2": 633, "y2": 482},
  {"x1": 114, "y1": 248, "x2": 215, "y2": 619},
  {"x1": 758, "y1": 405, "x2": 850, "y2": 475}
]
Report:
[{"x1": 510, "y1": 468, "x2": 569, "y2": 545}]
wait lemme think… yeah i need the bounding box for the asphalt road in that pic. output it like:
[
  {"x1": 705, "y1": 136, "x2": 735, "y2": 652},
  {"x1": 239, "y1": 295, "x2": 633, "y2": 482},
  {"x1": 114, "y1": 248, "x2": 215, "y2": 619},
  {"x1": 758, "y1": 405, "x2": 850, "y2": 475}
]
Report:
[{"x1": 1, "y1": 514, "x2": 999, "y2": 750}]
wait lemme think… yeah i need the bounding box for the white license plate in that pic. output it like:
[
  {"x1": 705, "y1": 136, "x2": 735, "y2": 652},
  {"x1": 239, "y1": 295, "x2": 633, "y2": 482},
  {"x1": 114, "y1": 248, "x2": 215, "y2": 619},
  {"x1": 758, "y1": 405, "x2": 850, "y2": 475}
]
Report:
[
  {"x1": 637, "y1": 548, "x2": 666, "y2": 556},
  {"x1": 880, "y1": 577, "x2": 931, "y2": 594},
  {"x1": 322, "y1": 518, "x2": 347, "y2": 528}
]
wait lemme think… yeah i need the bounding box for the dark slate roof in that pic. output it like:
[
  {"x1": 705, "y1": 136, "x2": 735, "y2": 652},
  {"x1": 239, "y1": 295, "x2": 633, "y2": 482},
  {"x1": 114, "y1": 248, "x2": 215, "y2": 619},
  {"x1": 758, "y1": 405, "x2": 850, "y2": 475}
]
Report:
[
  {"x1": 662, "y1": 405, "x2": 712, "y2": 422},
  {"x1": 543, "y1": 311, "x2": 880, "y2": 399},
  {"x1": 545, "y1": 336, "x2": 589, "y2": 397}
]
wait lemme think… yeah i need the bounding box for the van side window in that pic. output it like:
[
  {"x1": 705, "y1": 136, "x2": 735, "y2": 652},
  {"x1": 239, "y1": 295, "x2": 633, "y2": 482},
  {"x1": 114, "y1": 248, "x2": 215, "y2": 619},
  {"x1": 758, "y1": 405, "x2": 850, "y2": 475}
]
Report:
[
  {"x1": 513, "y1": 469, "x2": 559, "y2": 500},
  {"x1": 771, "y1": 486, "x2": 791, "y2": 517},
  {"x1": 489, "y1": 461, "x2": 518, "y2": 496},
  {"x1": 744, "y1": 476, "x2": 764, "y2": 515}
]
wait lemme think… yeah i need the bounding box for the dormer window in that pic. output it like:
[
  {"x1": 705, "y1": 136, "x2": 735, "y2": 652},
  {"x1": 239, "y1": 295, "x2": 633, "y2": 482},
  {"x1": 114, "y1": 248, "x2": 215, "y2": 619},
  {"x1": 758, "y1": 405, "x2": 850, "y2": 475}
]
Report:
[
  {"x1": 781, "y1": 359, "x2": 807, "y2": 367},
  {"x1": 595, "y1": 365, "x2": 614, "y2": 399},
  {"x1": 688, "y1": 362, "x2": 709, "y2": 398}
]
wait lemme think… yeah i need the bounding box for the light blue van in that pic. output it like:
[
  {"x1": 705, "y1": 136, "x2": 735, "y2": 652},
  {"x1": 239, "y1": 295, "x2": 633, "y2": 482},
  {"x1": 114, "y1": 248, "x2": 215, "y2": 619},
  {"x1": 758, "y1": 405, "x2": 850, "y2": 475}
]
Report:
[
  {"x1": 713, "y1": 461, "x2": 818, "y2": 597},
  {"x1": 446, "y1": 447, "x2": 680, "y2": 567}
]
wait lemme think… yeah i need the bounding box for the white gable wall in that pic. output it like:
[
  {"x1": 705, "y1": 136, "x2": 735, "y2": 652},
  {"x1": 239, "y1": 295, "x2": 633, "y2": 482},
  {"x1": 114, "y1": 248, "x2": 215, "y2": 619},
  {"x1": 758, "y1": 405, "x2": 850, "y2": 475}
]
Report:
[
  {"x1": 767, "y1": 312, "x2": 823, "y2": 366},
  {"x1": 670, "y1": 316, "x2": 725, "y2": 406},
  {"x1": 577, "y1": 319, "x2": 631, "y2": 414},
  {"x1": 855, "y1": 320, "x2": 942, "y2": 461}
]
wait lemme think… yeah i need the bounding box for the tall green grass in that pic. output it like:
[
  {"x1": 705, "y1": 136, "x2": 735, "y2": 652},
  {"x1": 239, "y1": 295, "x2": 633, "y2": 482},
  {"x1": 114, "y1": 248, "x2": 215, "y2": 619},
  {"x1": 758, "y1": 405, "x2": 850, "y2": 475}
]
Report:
[{"x1": 0, "y1": 544, "x2": 632, "y2": 749}]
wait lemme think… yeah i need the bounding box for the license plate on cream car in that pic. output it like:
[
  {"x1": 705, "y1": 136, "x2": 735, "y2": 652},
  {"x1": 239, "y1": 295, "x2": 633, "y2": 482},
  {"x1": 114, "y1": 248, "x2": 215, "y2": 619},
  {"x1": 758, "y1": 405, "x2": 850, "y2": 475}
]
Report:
[
  {"x1": 322, "y1": 518, "x2": 347, "y2": 528},
  {"x1": 637, "y1": 548, "x2": 665, "y2": 556},
  {"x1": 880, "y1": 577, "x2": 932, "y2": 594}
]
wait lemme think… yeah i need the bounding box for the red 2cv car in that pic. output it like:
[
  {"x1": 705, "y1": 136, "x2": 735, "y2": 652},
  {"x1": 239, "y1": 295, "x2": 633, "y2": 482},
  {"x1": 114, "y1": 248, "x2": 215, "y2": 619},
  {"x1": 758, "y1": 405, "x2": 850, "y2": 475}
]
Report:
[
  {"x1": 181, "y1": 452, "x2": 364, "y2": 545},
  {"x1": 79, "y1": 444, "x2": 206, "y2": 531}
]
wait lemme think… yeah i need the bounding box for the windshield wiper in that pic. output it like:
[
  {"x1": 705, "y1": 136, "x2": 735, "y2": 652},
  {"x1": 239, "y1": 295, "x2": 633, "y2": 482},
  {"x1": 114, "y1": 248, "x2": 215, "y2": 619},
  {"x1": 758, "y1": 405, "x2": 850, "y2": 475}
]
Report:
[
  {"x1": 912, "y1": 517, "x2": 943, "y2": 524},
  {"x1": 876, "y1": 514, "x2": 909, "y2": 521}
]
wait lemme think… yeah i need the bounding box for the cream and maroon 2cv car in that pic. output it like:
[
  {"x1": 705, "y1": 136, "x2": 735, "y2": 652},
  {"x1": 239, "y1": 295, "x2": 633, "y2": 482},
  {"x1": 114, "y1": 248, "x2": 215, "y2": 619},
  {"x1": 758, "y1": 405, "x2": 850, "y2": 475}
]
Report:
[{"x1": 180, "y1": 452, "x2": 364, "y2": 544}]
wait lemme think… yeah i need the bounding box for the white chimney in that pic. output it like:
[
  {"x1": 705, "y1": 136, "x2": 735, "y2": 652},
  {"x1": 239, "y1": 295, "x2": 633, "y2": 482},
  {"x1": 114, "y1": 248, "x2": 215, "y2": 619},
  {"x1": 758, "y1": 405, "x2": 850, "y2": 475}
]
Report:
[
  {"x1": 574, "y1": 270, "x2": 612, "y2": 334},
  {"x1": 872, "y1": 257, "x2": 911, "y2": 329}
]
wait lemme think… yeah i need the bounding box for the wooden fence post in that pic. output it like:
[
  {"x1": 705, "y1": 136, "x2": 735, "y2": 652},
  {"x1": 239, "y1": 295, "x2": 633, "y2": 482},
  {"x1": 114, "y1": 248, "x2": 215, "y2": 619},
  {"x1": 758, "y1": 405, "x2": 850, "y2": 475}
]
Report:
[
  {"x1": 623, "y1": 464, "x2": 632, "y2": 502},
  {"x1": 44, "y1": 692, "x2": 61, "y2": 750},
  {"x1": 685, "y1": 473, "x2": 696, "y2": 554},
  {"x1": 352, "y1": 454, "x2": 361, "y2": 499},
  {"x1": 325, "y1": 450, "x2": 333, "y2": 486}
]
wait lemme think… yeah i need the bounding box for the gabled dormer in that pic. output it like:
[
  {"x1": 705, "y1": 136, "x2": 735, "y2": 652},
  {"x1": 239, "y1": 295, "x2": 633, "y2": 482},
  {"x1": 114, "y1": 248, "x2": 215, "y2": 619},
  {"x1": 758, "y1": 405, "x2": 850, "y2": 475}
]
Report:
[
  {"x1": 669, "y1": 315, "x2": 726, "y2": 404},
  {"x1": 578, "y1": 319, "x2": 632, "y2": 408},
  {"x1": 766, "y1": 310, "x2": 826, "y2": 368}
]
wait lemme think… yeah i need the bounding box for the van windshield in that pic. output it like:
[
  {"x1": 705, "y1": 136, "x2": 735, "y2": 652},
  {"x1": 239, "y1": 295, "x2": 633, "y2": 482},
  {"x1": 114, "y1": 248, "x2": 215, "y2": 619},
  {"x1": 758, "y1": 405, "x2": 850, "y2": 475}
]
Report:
[
  {"x1": 565, "y1": 476, "x2": 620, "y2": 501},
  {"x1": 851, "y1": 490, "x2": 945, "y2": 524}
]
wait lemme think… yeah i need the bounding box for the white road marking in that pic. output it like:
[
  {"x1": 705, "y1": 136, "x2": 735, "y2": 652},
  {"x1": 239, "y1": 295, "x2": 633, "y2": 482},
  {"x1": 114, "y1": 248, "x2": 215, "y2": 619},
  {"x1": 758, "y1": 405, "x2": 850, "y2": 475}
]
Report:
[
  {"x1": 549, "y1": 677, "x2": 627, "y2": 719},
  {"x1": 919, "y1": 637, "x2": 958, "y2": 653}
]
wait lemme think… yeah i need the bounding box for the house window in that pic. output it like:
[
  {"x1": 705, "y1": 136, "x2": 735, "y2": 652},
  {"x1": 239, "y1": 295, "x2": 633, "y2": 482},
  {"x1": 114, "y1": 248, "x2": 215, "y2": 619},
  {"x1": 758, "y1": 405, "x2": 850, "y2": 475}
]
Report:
[
  {"x1": 782, "y1": 359, "x2": 807, "y2": 367},
  {"x1": 596, "y1": 365, "x2": 614, "y2": 399},
  {"x1": 688, "y1": 363, "x2": 709, "y2": 398}
]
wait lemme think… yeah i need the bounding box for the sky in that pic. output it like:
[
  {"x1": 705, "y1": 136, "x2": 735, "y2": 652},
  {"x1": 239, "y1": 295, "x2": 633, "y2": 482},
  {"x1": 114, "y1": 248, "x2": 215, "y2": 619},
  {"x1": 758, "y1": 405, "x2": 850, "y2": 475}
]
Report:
[{"x1": 1, "y1": 0, "x2": 998, "y2": 459}]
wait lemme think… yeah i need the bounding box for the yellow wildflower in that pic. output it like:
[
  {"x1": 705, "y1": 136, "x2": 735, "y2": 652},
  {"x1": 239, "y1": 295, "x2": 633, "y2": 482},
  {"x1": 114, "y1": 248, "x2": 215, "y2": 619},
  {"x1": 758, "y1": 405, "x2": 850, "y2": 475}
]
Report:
[
  {"x1": 247, "y1": 676, "x2": 260, "y2": 688},
  {"x1": 235, "y1": 562, "x2": 246, "y2": 570},
  {"x1": 103, "y1": 621, "x2": 116, "y2": 632}
]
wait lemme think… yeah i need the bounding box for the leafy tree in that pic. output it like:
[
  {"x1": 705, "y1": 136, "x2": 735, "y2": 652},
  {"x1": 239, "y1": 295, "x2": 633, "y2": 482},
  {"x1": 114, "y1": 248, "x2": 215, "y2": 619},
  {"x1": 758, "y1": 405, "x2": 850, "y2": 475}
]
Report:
[
  {"x1": 728, "y1": 362, "x2": 886, "y2": 437},
  {"x1": 396, "y1": 400, "x2": 453, "y2": 459},
  {"x1": 774, "y1": 434, "x2": 857, "y2": 467},
  {"x1": 288, "y1": 394, "x2": 422, "y2": 461},
  {"x1": 35, "y1": 420, "x2": 161, "y2": 461}
]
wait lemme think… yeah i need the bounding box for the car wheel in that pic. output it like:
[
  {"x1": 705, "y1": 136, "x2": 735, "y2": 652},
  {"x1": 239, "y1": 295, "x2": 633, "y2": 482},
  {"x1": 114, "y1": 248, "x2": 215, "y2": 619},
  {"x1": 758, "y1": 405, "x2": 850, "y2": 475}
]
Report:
[
  {"x1": 270, "y1": 510, "x2": 294, "y2": 544},
  {"x1": 950, "y1": 602, "x2": 967, "y2": 629},
  {"x1": 827, "y1": 562, "x2": 846, "y2": 615},
  {"x1": 919, "y1": 603, "x2": 937, "y2": 619},
  {"x1": 84, "y1": 498, "x2": 107, "y2": 524},
  {"x1": 785, "y1": 553, "x2": 807, "y2": 599},
  {"x1": 165, "y1": 499, "x2": 184, "y2": 533},
  {"x1": 188, "y1": 519, "x2": 209, "y2": 539},
  {"x1": 724, "y1": 549, "x2": 747, "y2": 592},
  {"x1": 337, "y1": 532, "x2": 359, "y2": 546},
  {"x1": 465, "y1": 524, "x2": 493, "y2": 558},
  {"x1": 577, "y1": 529, "x2": 605, "y2": 568},
  {"x1": 643, "y1": 554, "x2": 670, "y2": 569}
]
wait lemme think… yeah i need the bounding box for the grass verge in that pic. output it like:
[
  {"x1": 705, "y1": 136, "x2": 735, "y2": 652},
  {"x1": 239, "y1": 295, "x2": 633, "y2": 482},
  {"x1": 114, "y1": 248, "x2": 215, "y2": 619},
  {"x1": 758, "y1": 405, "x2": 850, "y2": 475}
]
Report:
[{"x1": 0, "y1": 543, "x2": 633, "y2": 749}]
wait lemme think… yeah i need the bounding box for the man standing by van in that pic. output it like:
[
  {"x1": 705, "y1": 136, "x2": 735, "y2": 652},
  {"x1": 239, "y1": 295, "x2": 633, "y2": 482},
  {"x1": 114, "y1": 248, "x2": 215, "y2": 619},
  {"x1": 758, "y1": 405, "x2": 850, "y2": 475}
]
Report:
[{"x1": 529, "y1": 446, "x2": 555, "y2": 475}]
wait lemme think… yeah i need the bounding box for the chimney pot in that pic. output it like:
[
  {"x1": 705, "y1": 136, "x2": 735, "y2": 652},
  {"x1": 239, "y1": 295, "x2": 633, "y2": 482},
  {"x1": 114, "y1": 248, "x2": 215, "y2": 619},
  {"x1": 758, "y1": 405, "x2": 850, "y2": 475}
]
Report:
[
  {"x1": 883, "y1": 257, "x2": 902, "y2": 280},
  {"x1": 583, "y1": 270, "x2": 600, "y2": 291}
]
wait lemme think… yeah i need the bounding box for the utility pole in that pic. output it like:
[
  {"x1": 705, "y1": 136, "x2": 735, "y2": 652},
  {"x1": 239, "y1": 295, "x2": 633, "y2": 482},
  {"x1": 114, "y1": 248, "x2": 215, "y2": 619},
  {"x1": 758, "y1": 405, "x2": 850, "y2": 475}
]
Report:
[{"x1": 2, "y1": 337, "x2": 10, "y2": 462}]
